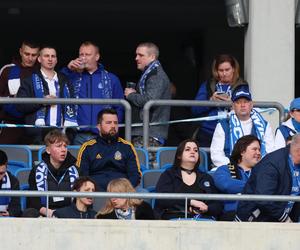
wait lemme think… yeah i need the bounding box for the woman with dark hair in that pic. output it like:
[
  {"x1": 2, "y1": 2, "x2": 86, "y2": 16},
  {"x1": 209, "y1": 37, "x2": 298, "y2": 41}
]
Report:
[
  {"x1": 192, "y1": 54, "x2": 247, "y2": 147},
  {"x1": 213, "y1": 135, "x2": 261, "y2": 220},
  {"x1": 154, "y1": 139, "x2": 222, "y2": 220},
  {"x1": 96, "y1": 178, "x2": 154, "y2": 220},
  {"x1": 53, "y1": 176, "x2": 97, "y2": 219}
]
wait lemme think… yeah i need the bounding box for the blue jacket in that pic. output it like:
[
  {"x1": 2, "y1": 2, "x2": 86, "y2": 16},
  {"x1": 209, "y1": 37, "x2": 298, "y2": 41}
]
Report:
[
  {"x1": 192, "y1": 81, "x2": 219, "y2": 136},
  {"x1": 76, "y1": 135, "x2": 142, "y2": 190},
  {"x1": 213, "y1": 165, "x2": 250, "y2": 212},
  {"x1": 236, "y1": 146, "x2": 300, "y2": 222},
  {"x1": 61, "y1": 65, "x2": 124, "y2": 133}
]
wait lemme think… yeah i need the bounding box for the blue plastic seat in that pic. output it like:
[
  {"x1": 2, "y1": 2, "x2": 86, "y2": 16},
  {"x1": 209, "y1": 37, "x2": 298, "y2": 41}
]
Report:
[
  {"x1": 135, "y1": 147, "x2": 149, "y2": 172},
  {"x1": 156, "y1": 147, "x2": 208, "y2": 172}
]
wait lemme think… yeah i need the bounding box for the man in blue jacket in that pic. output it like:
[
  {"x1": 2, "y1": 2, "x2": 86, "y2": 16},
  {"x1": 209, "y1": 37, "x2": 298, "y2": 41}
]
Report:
[
  {"x1": 235, "y1": 134, "x2": 300, "y2": 222},
  {"x1": 76, "y1": 108, "x2": 141, "y2": 191},
  {"x1": 62, "y1": 41, "x2": 124, "y2": 145}
]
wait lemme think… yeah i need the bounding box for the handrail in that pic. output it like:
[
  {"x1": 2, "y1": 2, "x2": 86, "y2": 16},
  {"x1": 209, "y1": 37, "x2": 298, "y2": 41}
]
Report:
[
  {"x1": 0, "y1": 97, "x2": 132, "y2": 141},
  {"x1": 1, "y1": 190, "x2": 298, "y2": 218},
  {"x1": 143, "y1": 99, "x2": 285, "y2": 148}
]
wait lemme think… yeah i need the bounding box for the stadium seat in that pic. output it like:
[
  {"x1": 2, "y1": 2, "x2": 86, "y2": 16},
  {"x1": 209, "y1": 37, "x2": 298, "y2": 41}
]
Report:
[
  {"x1": 0, "y1": 145, "x2": 32, "y2": 174},
  {"x1": 37, "y1": 145, "x2": 80, "y2": 161},
  {"x1": 141, "y1": 169, "x2": 165, "y2": 192},
  {"x1": 135, "y1": 147, "x2": 149, "y2": 172},
  {"x1": 156, "y1": 147, "x2": 208, "y2": 173}
]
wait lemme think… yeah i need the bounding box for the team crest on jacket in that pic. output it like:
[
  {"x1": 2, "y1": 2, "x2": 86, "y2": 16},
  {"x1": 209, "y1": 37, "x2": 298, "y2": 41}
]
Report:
[
  {"x1": 204, "y1": 181, "x2": 210, "y2": 187},
  {"x1": 96, "y1": 153, "x2": 102, "y2": 159},
  {"x1": 114, "y1": 151, "x2": 122, "y2": 160}
]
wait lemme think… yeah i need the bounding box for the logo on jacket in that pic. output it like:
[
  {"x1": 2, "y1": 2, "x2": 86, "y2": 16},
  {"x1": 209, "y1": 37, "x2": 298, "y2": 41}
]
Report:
[
  {"x1": 204, "y1": 181, "x2": 210, "y2": 187},
  {"x1": 114, "y1": 151, "x2": 122, "y2": 161},
  {"x1": 98, "y1": 82, "x2": 103, "y2": 89},
  {"x1": 96, "y1": 153, "x2": 102, "y2": 159}
]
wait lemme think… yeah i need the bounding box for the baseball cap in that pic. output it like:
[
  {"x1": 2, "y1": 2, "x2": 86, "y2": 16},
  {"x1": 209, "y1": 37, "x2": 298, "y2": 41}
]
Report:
[
  {"x1": 289, "y1": 97, "x2": 300, "y2": 111},
  {"x1": 231, "y1": 84, "x2": 252, "y2": 102}
]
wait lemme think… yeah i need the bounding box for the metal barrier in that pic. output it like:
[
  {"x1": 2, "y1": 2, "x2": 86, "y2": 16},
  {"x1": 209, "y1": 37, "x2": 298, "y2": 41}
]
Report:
[
  {"x1": 143, "y1": 100, "x2": 285, "y2": 148},
  {"x1": 0, "y1": 97, "x2": 132, "y2": 141},
  {"x1": 0, "y1": 190, "x2": 298, "y2": 218}
]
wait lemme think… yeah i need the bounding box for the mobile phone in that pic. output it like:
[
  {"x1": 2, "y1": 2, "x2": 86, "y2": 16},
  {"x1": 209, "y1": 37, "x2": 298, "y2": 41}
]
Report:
[{"x1": 216, "y1": 91, "x2": 226, "y2": 95}]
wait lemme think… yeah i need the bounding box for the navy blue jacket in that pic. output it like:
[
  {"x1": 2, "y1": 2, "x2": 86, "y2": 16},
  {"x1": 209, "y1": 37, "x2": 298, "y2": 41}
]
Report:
[
  {"x1": 53, "y1": 203, "x2": 96, "y2": 219},
  {"x1": 61, "y1": 65, "x2": 124, "y2": 133},
  {"x1": 76, "y1": 136, "x2": 142, "y2": 190},
  {"x1": 236, "y1": 146, "x2": 300, "y2": 222}
]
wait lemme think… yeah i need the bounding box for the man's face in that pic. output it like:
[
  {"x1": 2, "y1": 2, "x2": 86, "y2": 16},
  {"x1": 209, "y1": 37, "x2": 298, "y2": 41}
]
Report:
[
  {"x1": 19, "y1": 45, "x2": 39, "y2": 67},
  {"x1": 0, "y1": 164, "x2": 7, "y2": 181},
  {"x1": 79, "y1": 45, "x2": 99, "y2": 72},
  {"x1": 97, "y1": 114, "x2": 119, "y2": 137},
  {"x1": 46, "y1": 140, "x2": 68, "y2": 167},
  {"x1": 232, "y1": 98, "x2": 253, "y2": 121},
  {"x1": 38, "y1": 48, "x2": 57, "y2": 71},
  {"x1": 135, "y1": 46, "x2": 155, "y2": 71},
  {"x1": 240, "y1": 141, "x2": 261, "y2": 169}
]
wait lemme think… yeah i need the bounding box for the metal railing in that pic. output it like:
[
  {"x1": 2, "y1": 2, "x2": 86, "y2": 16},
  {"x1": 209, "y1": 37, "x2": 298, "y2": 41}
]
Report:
[
  {"x1": 0, "y1": 190, "x2": 298, "y2": 218},
  {"x1": 143, "y1": 100, "x2": 285, "y2": 149},
  {"x1": 0, "y1": 97, "x2": 132, "y2": 141}
]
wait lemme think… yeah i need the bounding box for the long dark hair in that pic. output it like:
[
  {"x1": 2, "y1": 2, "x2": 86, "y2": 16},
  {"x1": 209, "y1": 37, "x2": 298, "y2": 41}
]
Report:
[
  {"x1": 173, "y1": 139, "x2": 201, "y2": 170},
  {"x1": 230, "y1": 135, "x2": 260, "y2": 165}
]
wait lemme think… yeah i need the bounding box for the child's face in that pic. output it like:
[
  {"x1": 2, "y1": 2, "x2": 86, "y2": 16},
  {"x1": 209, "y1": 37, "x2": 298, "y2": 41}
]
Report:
[{"x1": 46, "y1": 140, "x2": 68, "y2": 167}]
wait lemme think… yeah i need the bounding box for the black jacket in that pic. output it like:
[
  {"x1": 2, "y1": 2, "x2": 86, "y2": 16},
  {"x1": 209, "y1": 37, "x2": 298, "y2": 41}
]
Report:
[
  {"x1": 53, "y1": 203, "x2": 96, "y2": 219},
  {"x1": 27, "y1": 152, "x2": 78, "y2": 211},
  {"x1": 236, "y1": 146, "x2": 300, "y2": 222},
  {"x1": 96, "y1": 201, "x2": 154, "y2": 220},
  {"x1": 154, "y1": 167, "x2": 223, "y2": 220},
  {"x1": 0, "y1": 171, "x2": 21, "y2": 217}
]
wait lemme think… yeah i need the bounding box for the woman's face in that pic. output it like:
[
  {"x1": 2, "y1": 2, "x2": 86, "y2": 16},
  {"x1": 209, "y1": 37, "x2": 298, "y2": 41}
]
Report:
[
  {"x1": 217, "y1": 61, "x2": 235, "y2": 83},
  {"x1": 110, "y1": 197, "x2": 128, "y2": 209},
  {"x1": 77, "y1": 181, "x2": 95, "y2": 207},
  {"x1": 240, "y1": 141, "x2": 261, "y2": 168},
  {"x1": 180, "y1": 142, "x2": 199, "y2": 167}
]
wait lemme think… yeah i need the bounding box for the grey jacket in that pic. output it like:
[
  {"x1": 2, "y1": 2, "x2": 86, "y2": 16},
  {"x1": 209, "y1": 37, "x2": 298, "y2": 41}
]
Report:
[{"x1": 127, "y1": 64, "x2": 171, "y2": 140}]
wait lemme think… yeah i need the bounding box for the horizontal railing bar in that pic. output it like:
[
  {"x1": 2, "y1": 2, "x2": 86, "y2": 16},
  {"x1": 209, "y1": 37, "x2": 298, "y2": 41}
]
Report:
[{"x1": 1, "y1": 190, "x2": 299, "y2": 202}]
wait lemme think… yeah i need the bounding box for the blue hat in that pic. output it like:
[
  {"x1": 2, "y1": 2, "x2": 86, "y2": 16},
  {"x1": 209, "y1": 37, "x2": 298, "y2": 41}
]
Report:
[
  {"x1": 289, "y1": 98, "x2": 300, "y2": 111},
  {"x1": 231, "y1": 84, "x2": 252, "y2": 102}
]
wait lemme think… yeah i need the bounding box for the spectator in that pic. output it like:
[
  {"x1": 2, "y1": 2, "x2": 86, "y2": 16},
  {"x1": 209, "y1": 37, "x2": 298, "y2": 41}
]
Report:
[
  {"x1": 213, "y1": 135, "x2": 261, "y2": 220},
  {"x1": 210, "y1": 84, "x2": 274, "y2": 168},
  {"x1": 76, "y1": 108, "x2": 141, "y2": 191},
  {"x1": 0, "y1": 40, "x2": 39, "y2": 144},
  {"x1": 192, "y1": 54, "x2": 246, "y2": 147},
  {"x1": 275, "y1": 97, "x2": 300, "y2": 150},
  {"x1": 96, "y1": 178, "x2": 154, "y2": 220},
  {"x1": 236, "y1": 134, "x2": 300, "y2": 222},
  {"x1": 61, "y1": 41, "x2": 124, "y2": 145},
  {"x1": 0, "y1": 150, "x2": 21, "y2": 217},
  {"x1": 154, "y1": 139, "x2": 222, "y2": 220},
  {"x1": 26, "y1": 129, "x2": 79, "y2": 217},
  {"x1": 53, "y1": 176, "x2": 97, "y2": 219},
  {"x1": 124, "y1": 42, "x2": 171, "y2": 151},
  {"x1": 16, "y1": 45, "x2": 78, "y2": 144}
]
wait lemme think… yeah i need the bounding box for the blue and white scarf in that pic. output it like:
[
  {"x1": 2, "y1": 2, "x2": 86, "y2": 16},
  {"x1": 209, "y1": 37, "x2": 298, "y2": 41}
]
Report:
[
  {"x1": 35, "y1": 161, "x2": 79, "y2": 205},
  {"x1": 216, "y1": 82, "x2": 232, "y2": 97},
  {"x1": 3, "y1": 65, "x2": 24, "y2": 117},
  {"x1": 138, "y1": 60, "x2": 160, "y2": 95},
  {"x1": 32, "y1": 73, "x2": 77, "y2": 126},
  {"x1": 284, "y1": 156, "x2": 300, "y2": 215},
  {"x1": 228, "y1": 109, "x2": 267, "y2": 155},
  {"x1": 0, "y1": 173, "x2": 11, "y2": 211},
  {"x1": 73, "y1": 64, "x2": 113, "y2": 109},
  {"x1": 114, "y1": 207, "x2": 135, "y2": 220}
]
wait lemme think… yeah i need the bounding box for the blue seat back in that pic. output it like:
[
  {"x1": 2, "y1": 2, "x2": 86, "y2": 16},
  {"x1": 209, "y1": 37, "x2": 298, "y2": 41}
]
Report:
[
  {"x1": 156, "y1": 147, "x2": 208, "y2": 173},
  {"x1": 141, "y1": 169, "x2": 165, "y2": 192},
  {"x1": 0, "y1": 145, "x2": 32, "y2": 169},
  {"x1": 135, "y1": 147, "x2": 149, "y2": 172}
]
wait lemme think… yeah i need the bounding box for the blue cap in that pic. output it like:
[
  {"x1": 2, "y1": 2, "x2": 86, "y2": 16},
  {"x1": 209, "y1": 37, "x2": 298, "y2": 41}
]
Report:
[
  {"x1": 289, "y1": 97, "x2": 300, "y2": 111},
  {"x1": 231, "y1": 84, "x2": 252, "y2": 102}
]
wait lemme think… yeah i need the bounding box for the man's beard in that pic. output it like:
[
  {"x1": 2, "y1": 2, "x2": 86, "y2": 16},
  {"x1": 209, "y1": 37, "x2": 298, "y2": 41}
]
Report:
[{"x1": 101, "y1": 130, "x2": 118, "y2": 142}]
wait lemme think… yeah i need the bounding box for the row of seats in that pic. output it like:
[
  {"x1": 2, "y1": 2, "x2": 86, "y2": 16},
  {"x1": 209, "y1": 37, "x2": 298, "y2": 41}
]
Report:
[{"x1": 0, "y1": 145, "x2": 209, "y2": 193}]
